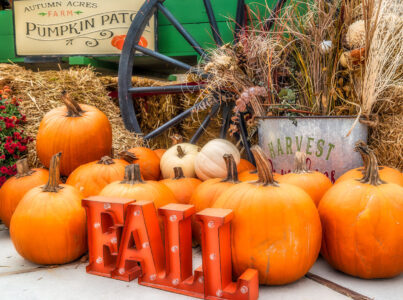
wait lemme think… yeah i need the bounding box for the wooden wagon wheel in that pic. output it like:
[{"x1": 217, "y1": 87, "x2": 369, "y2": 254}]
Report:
[{"x1": 118, "y1": 0, "x2": 287, "y2": 164}]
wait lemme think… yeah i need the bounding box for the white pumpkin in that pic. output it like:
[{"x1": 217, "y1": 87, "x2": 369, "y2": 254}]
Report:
[
  {"x1": 160, "y1": 143, "x2": 200, "y2": 179},
  {"x1": 194, "y1": 139, "x2": 240, "y2": 181}
]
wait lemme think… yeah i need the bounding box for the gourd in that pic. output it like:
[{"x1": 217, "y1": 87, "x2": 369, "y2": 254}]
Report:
[
  {"x1": 0, "y1": 159, "x2": 49, "y2": 228},
  {"x1": 36, "y1": 92, "x2": 112, "y2": 176},
  {"x1": 277, "y1": 152, "x2": 332, "y2": 206},
  {"x1": 10, "y1": 153, "x2": 87, "y2": 265},
  {"x1": 213, "y1": 146, "x2": 322, "y2": 285},
  {"x1": 154, "y1": 149, "x2": 166, "y2": 159},
  {"x1": 160, "y1": 167, "x2": 201, "y2": 204},
  {"x1": 160, "y1": 143, "x2": 200, "y2": 179},
  {"x1": 319, "y1": 145, "x2": 403, "y2": 279},
  {"x1": 190, "y1": 154, "x2": 239, "y2": 244},
  {"x1": 125, "y1": 147, "x2": 161, "y2": 180},
  {"x1": 66, "y1": 155, "x2": 130, "y2": 198},
  {"x1": 194, "y1": 139, "x2": 240, "y2": 181}
]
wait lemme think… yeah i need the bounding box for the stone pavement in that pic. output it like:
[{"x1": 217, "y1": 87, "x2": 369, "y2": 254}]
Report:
[{"x1": 0, "y1": 225, "x2": 401, "y2": 300}]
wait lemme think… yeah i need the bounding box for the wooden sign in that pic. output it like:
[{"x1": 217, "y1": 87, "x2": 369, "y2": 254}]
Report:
[
  {"x1": 82, "y1": 196, "x2": 259, "y2": 300},
  {"x1": 13, "y1": 0, "x2": 155, "y2": 56}
]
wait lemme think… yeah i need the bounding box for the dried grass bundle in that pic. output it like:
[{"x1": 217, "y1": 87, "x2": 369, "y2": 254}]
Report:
[
  {"x1": 0, "y1": 64, "x2": 143, "y2": 167},
  {"x1": 359, "y1": 0, "x2": 403, "y2": 116}
]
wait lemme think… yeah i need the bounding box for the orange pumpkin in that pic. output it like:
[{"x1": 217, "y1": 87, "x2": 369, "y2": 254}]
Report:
[
  {"x1": 0, "y1": 159, "x2": 50, "y2": 228},
  {"x1": 36, "y1": 92, "x2": 112, "y2": 176},
  {"x1": 237, "y1": 158, "x2": 256, "y2": 174},
  {"x1": 319, "y1": 145, "x2": 403, "y2": 279},
  {"x1": 160, "y1": 167, "x2": 201, "y2": 204},
  {"x1": 100, "y1": 164, "x2": 176, "y2": 209},
  {"x1": 277, "y1": 152, "x2": 332, "y2": 206},
  {"x1": 335, "y1": 141, "x2": 403, "y2": 186},
  {"x1": 125, "y1": 147, "x2": 161, "y2": 180},
  {"x1": 66, "y1": 156, "x2": 130, "y2": 198},
  {"x1": 10, "y1": 153, "x2": 87, "y2": 265},
  {"x1": 213, "y1": 146, "x2": 322, "y2": 285},
  {"x1": 154, "y1": 149, "x2": 166, "y2": 160},
  {"x1": 189, "y1": 154, "x2": 239, "y2": 244},
  {"x1": 239, "y1": 170, "x2": 281, "y2": 182}
]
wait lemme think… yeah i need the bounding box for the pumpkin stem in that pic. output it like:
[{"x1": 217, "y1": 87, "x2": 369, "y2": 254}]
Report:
[
  {"x1": 97, "y1": 156, "x2": 115, "y2": 165},
  {"x1": 121, "y1": 164, "x2": 144, "y2": 184},
  {"x1": 42, "y1": 152, "x2": 63, "y2": 193},
  {"x1": 15, "y1": 158, "x2": 35, "y2": 178},
  {"x1": 357, "y1": 144, "x2": 384, "y2": 186},
  {"x1": 221, "y1": 154, "x2": 239, "y2": 183},
  {"x1": 251, "y1": 146, "x2": 278, "y2": 186},
  {"x1": 62, "y1": 91, "x2": 83, "y2": 117},
  {"x1": 173, "y1": 167, "x2": 185, "y2": 179},
  {"x1": 354, "y1": 140, "x2": 369, "y2": 174},
  {"x1": 293, "y1": 152, "x2": 310, "y2": 174},
  {"x1": 177, "y1": 145, "x2": 185, "y2": 158},
  {"x1": 118, "y1": 151, "x2": 138, "y2": 164}
]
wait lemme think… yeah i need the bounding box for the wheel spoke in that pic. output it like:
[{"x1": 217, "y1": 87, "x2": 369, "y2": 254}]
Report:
[
  {"x1": 234, "y1": 0, "x2": 246, "y2": 41},
  {"x1": 238, "y1": 112, "x2": 255, "y2": 165},
  {"x1": 190, "y1": 103, "x2": 220, "y2": 144},
  {"x1": 134, "y1": 45, "x2": 192, "y2": 70},
  {"x1": 157, "y1": 2, "x2": 207, "y2": 57},
  {"x1": 143, "y1": 105, "x2": 196, "y2": 140},
  {"x1": 264, "y1": 0, "x2": 288, "y2": 31},
  {"x1": 202, "y1": 0, "x2": 223, "y2": 46},
  {"x1": 128, "y1": 84, "x2": 206, "y2": 96}
]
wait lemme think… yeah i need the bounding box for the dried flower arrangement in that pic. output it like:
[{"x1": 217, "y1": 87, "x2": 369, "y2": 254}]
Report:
[{"x1": 190, "y1": 0, "x2": 402, "y2": 169}]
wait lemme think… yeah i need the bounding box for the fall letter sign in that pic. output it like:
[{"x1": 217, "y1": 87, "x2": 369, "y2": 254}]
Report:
[{"x1": 82, "y1": 196, "x2": 259, "y2": 299}]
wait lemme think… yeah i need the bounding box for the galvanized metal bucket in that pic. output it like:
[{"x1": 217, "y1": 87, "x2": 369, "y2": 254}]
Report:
[{"x1": 258, "y1": 116, "x2": 368, "y2": 182}]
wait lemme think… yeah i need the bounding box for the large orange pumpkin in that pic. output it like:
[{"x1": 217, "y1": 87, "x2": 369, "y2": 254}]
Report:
[
  {"x1": 125, "y1": 147, "x2": 161, "y2": 180},
  {"x1": 0, "y1": 159, "x2": 50, "y2": 228},
  {"x1": 213, "y1": 146, "x2": 322, "y2": 285},
  {"x1": 10, "y1": 153, "x2": 87, "y2": 265},
  {"x1": 277, "y1": 152, "x2": 332, "y2": 206},
  {"x1": 237, "y1": 158, "x2": 256, "y2": 174},
  {"x1": 319, "y1": 145, "x2": 403, "y2": 279},
  {"x1": 36, "y1": 92, "x2": 112, "y2": 176},
  {"x1": 335, "y1": 140, "x2": 403, "y2": 186},
  {"x1": 190, "y1": 154, "x2": 239, "y2": 244},
  {"x1": 66, "y1": 156, "x2": 130, "y2": 198},
  {"x1": 100, "y1": 164, "x2": 176, "y2": 209},
  {"x1": 160, "y1": 167, "x2": 201, "y2": 204}
]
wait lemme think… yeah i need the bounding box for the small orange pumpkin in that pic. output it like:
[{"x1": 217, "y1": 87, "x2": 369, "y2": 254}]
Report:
[
  {"x1": 36, "y1": 92, "x2": 112, "y2": 176},
  {"x1": 160, "y1": 167, "x2": 201, "y2": 204},
  {"x1": 10, "y1": 153, "x2": 87, "y2": 265},
  {"x1": 125, "y1": 147, "x2": 161, "y2": 180},
  {"x1": 190, "y1": 154, "x2": 239, "y2": 244},
  {"x1": 0, "y1": 159, "x2": 50, "y2": 228},
  {"x1": 154, "y1": 149, "x2": 166, "y2": 160},
  {"x1": 237, "y1": 158, "x2": 256, "y2": 174},
  {"x1": 66, "y1": 155, "x2": 130, "y2": 198},
  {"x1": 213, "y1": 146, "x2": 322, "y2": 285},
  {"x1": 277, "y1": 152, "x2": 332, "y2": 206},
  {"x1": 100, "y1": 164, "x2": 176, "y2": 209},
  {"x1": 319, "y1": 144, "x2": 403, "y2": 279},
  {"x1": 335, "y1": 140, "x2": 403, "y2": 186}
]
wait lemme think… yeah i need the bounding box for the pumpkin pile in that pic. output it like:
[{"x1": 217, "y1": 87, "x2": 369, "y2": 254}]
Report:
[{"x1": 1, "y1": 91, "x2": 403, "y2": 286}]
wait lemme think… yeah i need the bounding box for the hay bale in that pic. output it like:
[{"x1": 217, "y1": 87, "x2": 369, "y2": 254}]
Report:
[
  {"x1": 368, "y1": 113, "x2": 403, "y2": 171},
  {"x1": 0, "y1": 64, "x2": 143, "y2": 167}
]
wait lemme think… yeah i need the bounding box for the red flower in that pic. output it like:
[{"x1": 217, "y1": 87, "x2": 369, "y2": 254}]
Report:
[
  {"x1": 0, "y1": 155, "x2": 5, "y2": 160},
  {"x1": 0, "y1": 105, "x2": 5, "y2": 109},
  {"x1": 0, "y1": 167, "x2": 8, "y2": 174}
]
